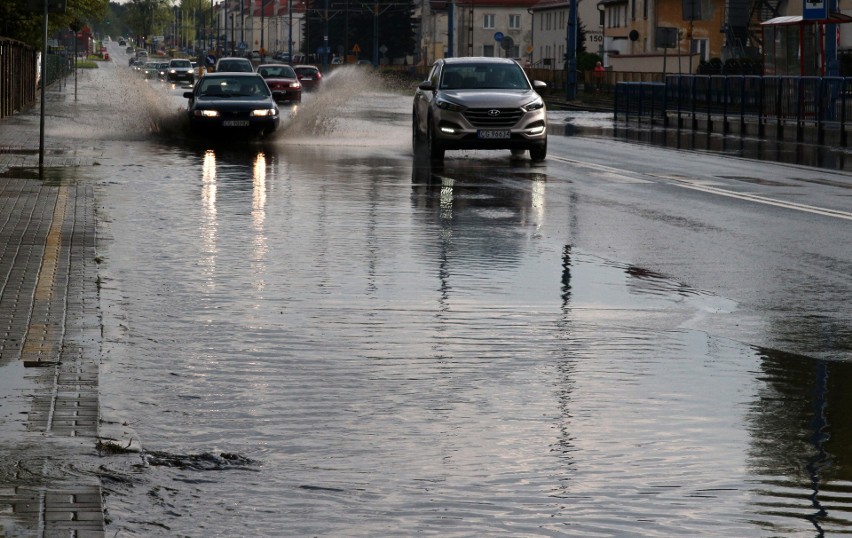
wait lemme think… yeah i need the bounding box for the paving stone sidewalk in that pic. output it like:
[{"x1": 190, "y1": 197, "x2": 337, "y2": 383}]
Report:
[{"x1": 0, "y1": 67, "x2": 105, "y2": 538}]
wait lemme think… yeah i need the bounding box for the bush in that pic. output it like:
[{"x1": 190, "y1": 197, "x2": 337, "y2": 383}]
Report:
[{"x1": 578, "y1": 52, "x2": 602, "y2": 73}]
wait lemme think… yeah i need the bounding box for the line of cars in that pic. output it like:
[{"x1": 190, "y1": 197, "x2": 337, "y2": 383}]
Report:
[
  {"x1": 130, "y1": 55, "x2": 198, "y2": 85},
  {"x1": 182, "y1": 56, "x2": 324, "y2": 139}
]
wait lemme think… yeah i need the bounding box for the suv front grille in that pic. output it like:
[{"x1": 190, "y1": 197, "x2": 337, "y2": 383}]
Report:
[{"x1": 464, "y1": 108, "x2": 523, "y2": 128}]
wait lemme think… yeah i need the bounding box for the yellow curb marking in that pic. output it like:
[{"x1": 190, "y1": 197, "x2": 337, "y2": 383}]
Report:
[{"x1": 21, "y1": 186, "x2": 67, "y2": 364}]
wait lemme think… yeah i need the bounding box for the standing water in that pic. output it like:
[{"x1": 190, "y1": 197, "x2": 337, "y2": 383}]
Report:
[{"x1": 9, "y1": 60, "x2": 851, "y2": 536}]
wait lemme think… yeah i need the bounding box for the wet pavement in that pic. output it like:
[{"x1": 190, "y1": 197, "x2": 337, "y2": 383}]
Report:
[
  {"x1": 1, "y1": 46, "x2": 851, "y2": 537},
  {"x1": 0, "y1": 75, "x2": 104, "y2": 534}
]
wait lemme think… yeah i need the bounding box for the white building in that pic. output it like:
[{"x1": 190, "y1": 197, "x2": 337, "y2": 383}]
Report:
[
  {"x1": 528, "y1": 0, "x2": 603, "y2": 68},
  {"x1": 418, "y1": 0, "x2": 539, "y2": 63}
]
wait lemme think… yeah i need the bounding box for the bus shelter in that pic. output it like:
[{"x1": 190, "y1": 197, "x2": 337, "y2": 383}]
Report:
[{"x1": 762, "y1": 14, "x2": 852, "y2": 75}]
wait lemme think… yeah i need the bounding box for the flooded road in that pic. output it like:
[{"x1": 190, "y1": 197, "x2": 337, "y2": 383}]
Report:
[{"x1": 12, "y1": 49, "x2": 852, "y2": 536}]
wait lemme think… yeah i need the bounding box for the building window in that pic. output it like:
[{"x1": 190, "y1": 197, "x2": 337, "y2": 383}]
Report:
[
  {"x1": 483, "y1": 14, "x2": 495, "y2": 29},
  {"x1": 607, "y1": 6, "x2": 626, "y2": 28},
  {"x1": 508, "y1": 14, "x2": 521, "y2": 29},
  {"x1": 692, "y1": 38, "x2": 709, "y2": 62}
]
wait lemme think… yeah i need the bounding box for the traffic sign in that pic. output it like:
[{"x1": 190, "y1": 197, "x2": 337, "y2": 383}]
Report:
[
  {"x1": 494, "y1": 32, "x2": 504, "y2": 42},
  {"x1": 352, "y1": 43, "x2": 361, "y2": 53}
]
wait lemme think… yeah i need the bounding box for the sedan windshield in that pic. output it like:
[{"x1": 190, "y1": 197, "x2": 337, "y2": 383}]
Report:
[
  {"x1": 199, "y1": 78, "x2": 271, "y2": 98},
  {"x1": 258, "y1": 66, "x2": 297, "y2": 79},
  {"x1": 440, "y1": 64, "x2": 530, "y2": 90}
]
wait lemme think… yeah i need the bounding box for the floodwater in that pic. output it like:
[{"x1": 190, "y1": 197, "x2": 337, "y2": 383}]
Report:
[{"x1": 6, "y1": 59, "x2": 852, "y2": 536}]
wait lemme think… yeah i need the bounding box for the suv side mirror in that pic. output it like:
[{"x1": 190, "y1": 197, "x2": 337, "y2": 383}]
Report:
[
  {"x1": 533, "y1": 80, "x2": 547, "y2": 90},
  {"x1": 418, "y1": 80, "x2": 436, "y2": 91}
]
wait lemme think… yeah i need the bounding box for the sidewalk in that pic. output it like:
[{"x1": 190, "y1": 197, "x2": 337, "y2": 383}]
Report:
[{"x1": 0, "y1": 67, "x2": 105, "y2": 537}]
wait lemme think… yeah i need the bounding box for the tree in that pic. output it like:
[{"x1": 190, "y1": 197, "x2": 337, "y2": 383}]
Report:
[
  {"x1": 1, "y1": 0, "x2": 108, "y2": 49},
  {"x1": 125, "y1": 0, "x2": 172, "y2": 48},
  {"x1": 304, "y1": 0, "x2": 414, "y2": 63}
]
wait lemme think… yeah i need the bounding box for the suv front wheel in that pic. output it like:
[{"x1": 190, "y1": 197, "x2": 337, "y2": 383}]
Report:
[
  {"x1": 427, "y1": 118, "x2": 444, "y2": 161},
  {"x1": 529, "y1": 139, "x2": 547, "y2": 161},
  {"x1": 412, "y1": 110, "x2": 423, "y2": 148}
]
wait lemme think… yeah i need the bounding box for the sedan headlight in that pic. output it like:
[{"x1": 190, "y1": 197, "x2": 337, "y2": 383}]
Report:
[
  {"x1": 522, "y1": 98, "x2": 545, "y2": 112},
  {"x1": 194, "y1": 109, "x2": 220, "y2": 117},
  {"x1": 436, "y1": 97, "x2": 465, "y2": 112},
  {"x1": 289, "y1": 82, "x2": 301, "y2": 89},
  {"x1": 250, "y1": 108, "x2": 278, "y2": 117}
]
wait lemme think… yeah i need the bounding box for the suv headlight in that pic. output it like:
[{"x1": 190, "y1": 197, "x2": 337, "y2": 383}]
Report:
[
  {"x1": 522, "y1": 98, "x2": 545, "y2": 112},
  {"x1": 251, "y1": 108, "x2": 278, "y2": 117},
  {"x1": 436, "y1": 98, "x2": 465, "y2": 112}
]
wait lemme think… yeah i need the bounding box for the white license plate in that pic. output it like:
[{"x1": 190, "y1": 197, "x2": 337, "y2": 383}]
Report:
[
  {"x1": 223, "y1": 120, "x2": 250, "y2": 127},
  {"x1": 478, "y1": 130, "x2": 511, "y2": 139}
]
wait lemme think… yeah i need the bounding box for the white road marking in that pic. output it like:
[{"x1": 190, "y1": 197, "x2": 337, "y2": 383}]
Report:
[{"x1": 550, "y1": 155, "x2": 852, "y2": 221}]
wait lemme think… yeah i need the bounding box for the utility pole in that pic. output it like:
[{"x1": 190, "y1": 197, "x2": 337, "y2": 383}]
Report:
[
  {"x1": 447, "y1": 0, "x2": 454, "y2": 58},
  {"x1": 372, "y1": 1, "x2": 378, "y2": 66},
  {"x1": 288, "y1": 0, "x2": 293, "y2": 63},
  {"x1": 565, "y1": 0, "x2": 578, "y2": 100}
]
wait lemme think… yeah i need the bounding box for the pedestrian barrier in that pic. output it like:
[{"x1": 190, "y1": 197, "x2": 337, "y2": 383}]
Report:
[
  {"x1": 1, "y1": 36, "x2": 71, "y2": 119},
  {"x1": 1, "y1": 37, "x2": 38, "y2": 118},
  {"x1": 615, "y1": 75, "x2": 852, "y2": 144}
]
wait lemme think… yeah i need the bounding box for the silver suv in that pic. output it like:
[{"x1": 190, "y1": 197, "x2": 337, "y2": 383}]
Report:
[
  {"x1": 166, "y1": 59, "x2": 195, "y2": 84},
  {"x1": 412, "y1": 57, "x2": 547, "y2": 161}
]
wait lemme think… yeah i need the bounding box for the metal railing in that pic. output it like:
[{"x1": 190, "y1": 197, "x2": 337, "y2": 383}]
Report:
[
  {"x1": 1, "y1": 37, "x2": 38, "y2": 119},
  {"x1": 1, "y1": 37, "x2": 72, "y2": 119},
  {"x1": 615, "y1": 75, "x2": 852, "y2": 144}
]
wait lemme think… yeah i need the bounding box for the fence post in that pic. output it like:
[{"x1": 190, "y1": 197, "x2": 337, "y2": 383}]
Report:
[
  {"x1": 775, "y1": 77, "x2": 783, "y2": 140},
  {"x1": 706, "y1": 76, "x2": 712, "y2": 133},
  {"x1": 722, "y1": 76, "x2": 729, "y2": 135},
  {"x1": 842, "y1": 79, "x2": 848, "y2": 147},
  {"x1": 817, "y1": 78, "x2": 825, "y2": 145},
  {"x1": 739, "y1": 76, "x2": 746, "y2": 135}
]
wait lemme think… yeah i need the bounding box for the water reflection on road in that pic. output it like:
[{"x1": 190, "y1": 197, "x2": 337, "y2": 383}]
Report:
[
  {"x1": 73, "y1": 63, "x2": 852, "y2": 536},
  {"x1": 555, "y1": 110, "x2": 852, "y2": 171}
]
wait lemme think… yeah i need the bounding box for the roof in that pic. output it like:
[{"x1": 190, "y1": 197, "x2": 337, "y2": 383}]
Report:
[
  {"x1": 431, "y1": 0, "x2": 540, "y2": 9},
  {"x1": 762, "y1": 13, "x2": 852, "y2": 25},
  {"x1": 529, "y1": 0, "x2": 565, "y2": 10},
  {"x1": 440, "y1": 56, "x2": 523, "y2": 64}
]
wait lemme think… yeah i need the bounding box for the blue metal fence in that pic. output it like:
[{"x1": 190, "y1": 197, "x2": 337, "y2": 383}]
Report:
[{"x1": 615, "y1": 75, "x2": 852, "y2": 144}]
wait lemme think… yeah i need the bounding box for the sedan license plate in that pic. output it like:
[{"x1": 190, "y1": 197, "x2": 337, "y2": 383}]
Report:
[
  {"x1": 223, "y1": 120, "x2": 250, "y2": 127},
  {"x1": 478, "y1": 130, "x2": 510, "y2": 139}
]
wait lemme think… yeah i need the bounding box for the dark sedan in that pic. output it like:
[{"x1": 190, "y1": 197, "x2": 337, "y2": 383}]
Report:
[
  {"x1": 184, "y1": 73, "x2": 281, "y2": 138},
  {"x1": 256, "y1": 64, "x2": 301, "y2": 105}
]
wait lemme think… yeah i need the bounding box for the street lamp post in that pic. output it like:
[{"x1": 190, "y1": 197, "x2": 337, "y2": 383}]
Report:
[{"x1": 288, "y1": 0, "x2": 293, "y2": 64}]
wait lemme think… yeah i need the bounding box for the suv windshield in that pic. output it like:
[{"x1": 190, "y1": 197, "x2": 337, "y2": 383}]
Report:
[{"x1": 440, "y1": 64, "x2": 530, "y2": 90}]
